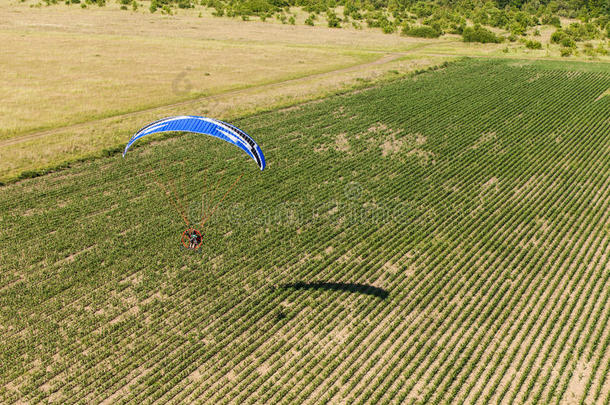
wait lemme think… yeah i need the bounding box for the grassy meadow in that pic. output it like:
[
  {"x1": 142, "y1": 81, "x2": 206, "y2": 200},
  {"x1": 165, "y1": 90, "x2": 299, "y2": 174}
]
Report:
[{"x1": 2, "y1": 58, "x2": 610, "y2": 403}]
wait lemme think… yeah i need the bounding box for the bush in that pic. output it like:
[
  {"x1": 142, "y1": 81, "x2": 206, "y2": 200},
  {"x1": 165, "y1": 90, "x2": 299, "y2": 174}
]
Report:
[
  {"x1": 509, "y1": 21, "x2": 527, "y2": 36},
  {"x1": 525, "y1": 39, "x2": 542, "y2": 49},
  {"x1": 343, "y1": 1, "x2": 358, "y2": 19},
  {"x1": 560, "y1": 47, "x2": 573, "y2": 56},
  {"x1": 382, "y1": 21, "x2": 395, "y2": 33},
  {"x1": 326, "y1": 10, "x2": 341, "y2": 28},
  {"x1": 462, "y1": 24, "x2": 502, "y2": 43},
  {"x1": 542, "y1": 14, "x2": 561, "y2": 28},
  {"x1": 410, "y1": 1, "x2": 435, "y2": 18},
  {"x1": 305, "y1": 14, "x2": 314, "y2": 25},
  {"x1": 560, "y1": 36, "x2": 576, "y2": 48},
  {"x1": 489, "y1": 9, "x2": 509, "y2": 28},
  {"x1": 584, "y1": 47, "x2": 597, "y2": 57},
  {"x1": 402, "y1": 24, "x2": 441, "y2": 38},
  {"x1": 239, "y1": 0, "x2": 275, "y2": 15},
  {"x1": 552, "y1": 23, "x2": 599, "y2": 47},
  {"x1": 550, "y1": 30, "x2": 567, "y2": 43},
  {"x1": 448, "y1": 22, "x2": 464, "y2": 34}
]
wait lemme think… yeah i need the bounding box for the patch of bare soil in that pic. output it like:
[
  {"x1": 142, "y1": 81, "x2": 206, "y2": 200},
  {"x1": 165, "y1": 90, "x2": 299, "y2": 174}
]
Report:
[
  {"x1": 471, "y1": 132, "x2": 496, "y2": 150},
  {"x1": 482, "y1": 177, "x2": 500, "y2": 192},
  {"x1": 368, "y1": 123, "x2": 389, "y2": 133},
  {"x1": 595, "y1": 88, "x2": 610, "y2": 102},
  {"x1": 55, "y1": 244, "x2": 96, "y2": 265},
  {"x1": 406, "y1": 148, "x2": 436, "y2": 165},
  {"x1": 381, "y1": 138, "x2": 404, "y2": 157},
  {"x1": 334, "y1": 133, "x2": 351, "y2": 153},
  {"x1": 560, "y1": 359, "x2": 592, "y2": 404}
]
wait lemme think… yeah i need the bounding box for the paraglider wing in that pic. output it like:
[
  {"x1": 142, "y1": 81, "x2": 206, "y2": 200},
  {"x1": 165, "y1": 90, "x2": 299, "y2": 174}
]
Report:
[{"x1": 122, "y1": 116, "x2": 266, "y2": 170}]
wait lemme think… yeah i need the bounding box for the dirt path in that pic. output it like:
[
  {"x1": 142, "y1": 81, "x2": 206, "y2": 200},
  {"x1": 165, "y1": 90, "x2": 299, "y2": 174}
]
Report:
[{"x1": 0, "y1": 51, "x2": 415, "y2": 148}]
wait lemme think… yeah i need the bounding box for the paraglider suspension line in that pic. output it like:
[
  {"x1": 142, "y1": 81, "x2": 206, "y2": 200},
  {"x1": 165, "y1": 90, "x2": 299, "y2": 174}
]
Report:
[
  {"x1": 201, "y1": 172, "x2": 243, "y2": 231},
  {"x1": 148, "y1": 167, "x2": 243, "y2": 246},
  {"x1": 149, "y1": 169, "x2": 190, "y2": 227}
]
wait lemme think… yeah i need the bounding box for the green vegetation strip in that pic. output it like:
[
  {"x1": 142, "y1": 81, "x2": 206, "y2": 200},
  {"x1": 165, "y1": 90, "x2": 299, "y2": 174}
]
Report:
[{"x1": 1, "y1": 58, "x2": 610, "y2": 404}]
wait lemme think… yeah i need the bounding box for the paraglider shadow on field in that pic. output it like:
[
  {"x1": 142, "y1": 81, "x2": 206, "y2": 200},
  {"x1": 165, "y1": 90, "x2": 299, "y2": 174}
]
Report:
[{"x1": 279, "y1": 282, "x2": 389, "y2": 299}]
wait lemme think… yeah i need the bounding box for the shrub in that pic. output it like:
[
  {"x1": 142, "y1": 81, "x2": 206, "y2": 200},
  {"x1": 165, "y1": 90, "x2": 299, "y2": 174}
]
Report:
[
  {"x1": 343, "y1": 1, "x2": 358, "y2": 19},
  {"x1": 489, "y1": 9, "x2": 509, "y2": 28},
  {"x1": 239, "y1": 0, "x2": 274, "y2": 15},
  {"x1": 584, "y1": 47, "x2": 597, "y2": 57},
  {"x1": 305, "y1": 14, "x2": 314, "y2": 25},
  {"x1": 448, "y1": 22, "x2": 464, "y2": 34},
  {"x1": 560, "y1": 36, "x2": 576, "y2": 48},
  {"x1": 564, "y1": 22, "x2": 599, "y2": 41},
  {"x1": 552, "y1": 23, "x2": 599, "y2": 47},
  {"x1": 382, "y1": 21, "x2": 395, "y2": 33},
  {"x1": 402, "y1": 24, "x2": 441, "y2": 38},
  {"x1": 550, "y1": 30, "x2": 566, "y2": 43},
  {"x1": 326, "y1": 10, "x2": 341, "y2": 27},
  {"x1": 410, "y1": 1, "x2": 435, "y2": 18},
  {"x1": 542, "y1": 14, "x2": 561, "y2": 28},
  {"x1": 560, "y1": 47, "x2": 573, "y2": 56},
  {"x1": 525, "y1": 39, "x2": 542, "y2": 49},
  {"x1": 509, "y1": 21, "x2": 526, "y2": 36},
  {"x1": 462, "y1": 24, "x2": 502, "y2": 43}
]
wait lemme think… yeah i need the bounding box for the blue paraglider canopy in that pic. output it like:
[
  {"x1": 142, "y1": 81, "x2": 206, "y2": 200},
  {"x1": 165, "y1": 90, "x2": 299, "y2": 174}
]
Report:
[{"x1": 123, "y1": 116, "x2": 266, "y2": 170}]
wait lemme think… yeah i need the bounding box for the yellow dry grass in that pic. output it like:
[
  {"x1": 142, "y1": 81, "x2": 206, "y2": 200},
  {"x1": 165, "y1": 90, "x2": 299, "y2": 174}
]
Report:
[{"x1": 0, "y1": 7, "x2": 376, "y2": 139}]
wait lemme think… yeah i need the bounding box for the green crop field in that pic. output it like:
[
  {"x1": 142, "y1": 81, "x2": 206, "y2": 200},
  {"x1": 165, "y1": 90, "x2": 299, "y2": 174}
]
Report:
[{"x1": 1, "y1": 58, "x2": 610, "y2": 404}]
